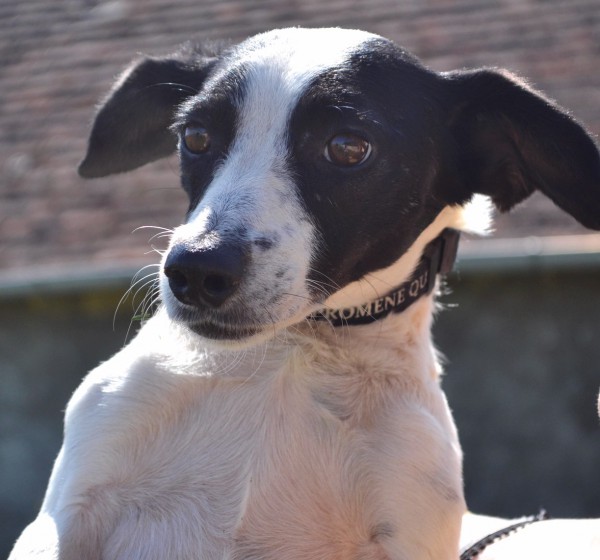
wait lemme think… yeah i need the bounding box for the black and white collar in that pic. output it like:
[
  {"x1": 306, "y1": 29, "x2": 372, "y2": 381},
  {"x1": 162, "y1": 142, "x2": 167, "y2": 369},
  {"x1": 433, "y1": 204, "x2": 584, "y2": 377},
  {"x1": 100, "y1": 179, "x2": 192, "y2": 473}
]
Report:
[{"x1": 309, "y1": 228, "x2": 460, "y2": 327}]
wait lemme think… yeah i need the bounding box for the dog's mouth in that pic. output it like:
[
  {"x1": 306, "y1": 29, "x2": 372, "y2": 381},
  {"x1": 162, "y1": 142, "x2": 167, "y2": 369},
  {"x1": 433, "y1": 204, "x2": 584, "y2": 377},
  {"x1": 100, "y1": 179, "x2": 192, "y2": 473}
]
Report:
[
  {"x1": 166, "y1": 303, "x2": 264, "y2": 341},
  {"x1": 166, "y1": 297, "x2": 321, "y2": 344},
  {"x1": 164, "y1": 297, "x2": 299, "y2": 342},
  {"x1": 185, "y1": 319, "x2": 263, "y2": 341}
]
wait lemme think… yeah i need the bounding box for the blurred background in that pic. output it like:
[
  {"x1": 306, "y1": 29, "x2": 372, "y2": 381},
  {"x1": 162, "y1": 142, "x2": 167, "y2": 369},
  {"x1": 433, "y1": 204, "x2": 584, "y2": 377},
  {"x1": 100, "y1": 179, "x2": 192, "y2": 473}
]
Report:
[{"x1": 1, "y1": 0, "x2": 599, "y2": 556}]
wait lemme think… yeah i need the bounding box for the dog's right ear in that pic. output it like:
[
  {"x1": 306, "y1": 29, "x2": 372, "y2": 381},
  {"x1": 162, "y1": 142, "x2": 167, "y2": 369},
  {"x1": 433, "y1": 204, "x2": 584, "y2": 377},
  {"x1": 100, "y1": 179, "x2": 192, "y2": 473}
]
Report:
[{"x1": 78, "y1": 50, "x2": 218, "y2": 178}]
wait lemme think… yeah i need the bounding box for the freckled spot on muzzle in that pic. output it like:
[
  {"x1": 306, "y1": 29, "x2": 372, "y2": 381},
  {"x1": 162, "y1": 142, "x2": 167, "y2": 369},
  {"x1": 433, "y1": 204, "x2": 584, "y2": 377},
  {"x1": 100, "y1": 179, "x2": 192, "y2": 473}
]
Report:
[{"x1": 253, "y1": 236, "x2": 278, "y2": 250}]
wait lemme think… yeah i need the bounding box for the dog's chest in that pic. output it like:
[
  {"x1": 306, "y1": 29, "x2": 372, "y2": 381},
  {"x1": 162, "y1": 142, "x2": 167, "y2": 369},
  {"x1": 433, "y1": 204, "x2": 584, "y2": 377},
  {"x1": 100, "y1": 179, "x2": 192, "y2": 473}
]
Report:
[
  {"x1": 62, "y1": 326, "x2": 462, "y2": 560},
  {"x1": 81, "y1": 359, "x2": 401, "y2": 559}
]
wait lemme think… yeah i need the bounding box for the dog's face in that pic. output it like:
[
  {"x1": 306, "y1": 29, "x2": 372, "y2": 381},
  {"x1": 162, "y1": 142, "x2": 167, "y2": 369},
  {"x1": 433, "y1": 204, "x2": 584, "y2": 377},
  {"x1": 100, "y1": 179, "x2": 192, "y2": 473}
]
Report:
[
  {"x1": 162, "y1": 29, "x2": 451, "y2": 341},
  {"x1": 79, "y1": 27, "x2": 600, "y2": 343}
]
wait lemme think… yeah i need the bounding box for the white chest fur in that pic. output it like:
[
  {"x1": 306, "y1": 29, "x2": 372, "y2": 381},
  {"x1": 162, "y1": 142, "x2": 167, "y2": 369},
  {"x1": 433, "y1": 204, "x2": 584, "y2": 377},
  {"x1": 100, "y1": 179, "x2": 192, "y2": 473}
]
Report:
[{"x1": 29, "y1": 303, "x2": 463, "y2": 560}]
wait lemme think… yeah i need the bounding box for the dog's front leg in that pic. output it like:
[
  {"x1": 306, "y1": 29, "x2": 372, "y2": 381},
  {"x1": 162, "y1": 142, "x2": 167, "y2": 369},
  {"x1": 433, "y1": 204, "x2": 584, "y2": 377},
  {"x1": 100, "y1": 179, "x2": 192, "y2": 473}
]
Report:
[{"x1": 8, "y1": 317, "x2": 169, "y2": 560}]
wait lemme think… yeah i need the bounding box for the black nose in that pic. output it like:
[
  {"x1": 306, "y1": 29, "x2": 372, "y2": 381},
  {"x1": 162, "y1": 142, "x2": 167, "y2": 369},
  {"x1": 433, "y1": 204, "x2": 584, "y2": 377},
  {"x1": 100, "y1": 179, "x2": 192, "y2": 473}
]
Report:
[{"x1": 164, "y1": 243, "x2": 248, "y2": 308}]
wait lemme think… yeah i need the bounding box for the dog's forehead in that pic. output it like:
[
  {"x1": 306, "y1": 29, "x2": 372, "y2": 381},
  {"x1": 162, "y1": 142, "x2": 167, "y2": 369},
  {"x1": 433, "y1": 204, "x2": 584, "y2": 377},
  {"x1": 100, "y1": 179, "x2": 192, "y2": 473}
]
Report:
[
  {"x1": 231, "y1": 27, "x2": 379, "y2": 80},
  {"x1": 193, "y1": 28, "x2": 382, "y2": 112}
]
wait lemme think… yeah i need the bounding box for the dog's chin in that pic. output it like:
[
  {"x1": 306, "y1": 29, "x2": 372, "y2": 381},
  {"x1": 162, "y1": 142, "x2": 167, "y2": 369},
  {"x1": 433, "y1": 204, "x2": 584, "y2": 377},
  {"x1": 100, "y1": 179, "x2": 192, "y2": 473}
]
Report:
[
  {"x1": 165, "y1": 300, "x2": 319, "y2": 349},
  {"x1": 179, "y1": 318, "x2": 289, "y2": 350},
  {"x1": 186, "y1": 320, "x2": 263, "y2": 342}
]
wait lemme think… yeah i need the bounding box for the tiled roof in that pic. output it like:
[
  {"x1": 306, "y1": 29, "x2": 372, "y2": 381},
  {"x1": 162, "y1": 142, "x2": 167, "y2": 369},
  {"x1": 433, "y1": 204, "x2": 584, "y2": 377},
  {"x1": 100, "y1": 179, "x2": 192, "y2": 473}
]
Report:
[{"x1": 2, "y1": 0, "x2": 599, "y2": 275}]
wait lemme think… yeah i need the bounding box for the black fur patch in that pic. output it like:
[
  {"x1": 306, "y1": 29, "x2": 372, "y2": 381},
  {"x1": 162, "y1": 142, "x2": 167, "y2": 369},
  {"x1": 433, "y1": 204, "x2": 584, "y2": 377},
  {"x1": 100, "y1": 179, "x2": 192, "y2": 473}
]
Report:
[{"x1": 288, "y1": 39, "x2": 448, "y2": 293}]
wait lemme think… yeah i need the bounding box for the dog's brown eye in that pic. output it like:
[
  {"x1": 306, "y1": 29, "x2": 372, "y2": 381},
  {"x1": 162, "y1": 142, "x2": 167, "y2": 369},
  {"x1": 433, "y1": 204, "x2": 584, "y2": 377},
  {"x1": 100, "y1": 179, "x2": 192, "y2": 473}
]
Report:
[
  {"x1": 183, "y1": 126, "x2": 211, "y2": 154},
  {"x1": 324, "y1": 134, "x2": 372, "y2": 166}
]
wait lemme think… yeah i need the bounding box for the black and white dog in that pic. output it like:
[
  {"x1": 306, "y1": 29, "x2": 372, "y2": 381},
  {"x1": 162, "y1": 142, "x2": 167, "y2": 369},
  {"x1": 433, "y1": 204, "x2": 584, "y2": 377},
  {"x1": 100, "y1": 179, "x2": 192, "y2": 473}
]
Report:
[{"x1": 10, "y1": 27, "x2": 600, "y2": 560}]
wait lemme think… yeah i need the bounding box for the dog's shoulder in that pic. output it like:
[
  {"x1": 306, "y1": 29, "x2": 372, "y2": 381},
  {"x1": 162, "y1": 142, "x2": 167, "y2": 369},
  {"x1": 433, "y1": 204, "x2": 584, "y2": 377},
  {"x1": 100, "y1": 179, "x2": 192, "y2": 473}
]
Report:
[{"x1": 12, "y1": 315, "x2": 237, "y2": 559}]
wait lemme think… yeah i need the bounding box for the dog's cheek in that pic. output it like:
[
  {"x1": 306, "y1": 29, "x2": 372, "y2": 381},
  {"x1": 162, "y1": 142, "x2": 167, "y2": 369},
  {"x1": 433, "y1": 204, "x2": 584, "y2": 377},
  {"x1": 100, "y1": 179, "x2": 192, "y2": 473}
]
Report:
[
  {"x1": 251, "y1": 176, "x2": 319, "y2": 319},
  {"x1": 244, "y1": 220, "x2": 317, "y2": 323}
]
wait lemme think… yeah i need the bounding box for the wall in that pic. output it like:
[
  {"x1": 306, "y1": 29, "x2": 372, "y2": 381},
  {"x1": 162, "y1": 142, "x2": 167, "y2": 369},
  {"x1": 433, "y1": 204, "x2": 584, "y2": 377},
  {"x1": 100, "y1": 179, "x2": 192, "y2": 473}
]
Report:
[
  {"x1": 1, "y1": 266, "x2": 599, "y2": 556},
  {"x1": 0, "y1": 289, "x2": 138, "y2": 556},
  {"x1": 437, "y1": 267, "x2": 600, "y2": 518}
]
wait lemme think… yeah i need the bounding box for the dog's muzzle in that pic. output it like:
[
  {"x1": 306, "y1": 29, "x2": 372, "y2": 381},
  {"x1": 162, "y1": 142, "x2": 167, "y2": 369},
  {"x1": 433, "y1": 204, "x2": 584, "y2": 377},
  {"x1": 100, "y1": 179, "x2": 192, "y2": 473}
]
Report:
[
  {"x1": 162, "y1": 241, "x2": 263, "y2": 340},
  {"x1": 164, "y1": 243, "x2": 249, "y2": 309}
]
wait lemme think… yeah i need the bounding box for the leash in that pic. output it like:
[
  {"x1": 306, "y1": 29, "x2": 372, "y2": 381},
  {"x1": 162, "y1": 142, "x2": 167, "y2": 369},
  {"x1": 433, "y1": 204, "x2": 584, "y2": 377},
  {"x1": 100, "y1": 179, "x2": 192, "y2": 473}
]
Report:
[
  {"x1": 309, "y1": 228, "x2": 460, "y2": 326},
  {"x1": 460, "y1": 510, "x2": 550, "y2": 560}
]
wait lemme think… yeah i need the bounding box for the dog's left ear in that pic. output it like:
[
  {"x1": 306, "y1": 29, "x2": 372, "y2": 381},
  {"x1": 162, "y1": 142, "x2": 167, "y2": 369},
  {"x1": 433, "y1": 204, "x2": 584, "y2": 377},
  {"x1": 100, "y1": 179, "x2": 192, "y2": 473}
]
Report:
[
  {"x1": 78, "y1": 49, "x2": 218, "y2": 178},
  {"x1": 440, "y1": 69, "x2": 600, "y2": 230}
]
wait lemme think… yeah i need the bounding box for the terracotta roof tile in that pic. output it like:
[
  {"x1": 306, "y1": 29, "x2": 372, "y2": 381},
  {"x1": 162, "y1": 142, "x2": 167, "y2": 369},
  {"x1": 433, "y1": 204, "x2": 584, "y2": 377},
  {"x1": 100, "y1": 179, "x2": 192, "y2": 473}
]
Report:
[{"x1": 1, "y1": 0, "x2": 599, "y2": 274}]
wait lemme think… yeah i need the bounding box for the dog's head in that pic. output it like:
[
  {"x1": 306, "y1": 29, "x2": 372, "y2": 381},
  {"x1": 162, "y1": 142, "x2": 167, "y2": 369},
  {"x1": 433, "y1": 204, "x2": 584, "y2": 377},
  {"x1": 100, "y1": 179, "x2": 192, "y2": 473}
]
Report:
[{"x1": 80, "y1": 27, "x2": 600, "y2": 344}]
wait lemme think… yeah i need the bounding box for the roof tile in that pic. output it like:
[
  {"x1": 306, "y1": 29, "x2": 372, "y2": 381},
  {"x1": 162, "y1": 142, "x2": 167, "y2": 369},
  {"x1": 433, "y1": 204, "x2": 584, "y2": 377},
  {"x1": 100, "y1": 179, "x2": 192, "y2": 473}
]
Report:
[{"x1": 1, "y1": 0, "x2": 599, "y2": 274}]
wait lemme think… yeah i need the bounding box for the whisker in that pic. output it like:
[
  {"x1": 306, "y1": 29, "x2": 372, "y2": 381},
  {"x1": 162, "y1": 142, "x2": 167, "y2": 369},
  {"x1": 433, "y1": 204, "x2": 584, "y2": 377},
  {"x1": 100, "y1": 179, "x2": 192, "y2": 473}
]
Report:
[
  {"x1": 305, "y1": 280, "x2": 331, "y2": 300},
  {"x1": 132, "y1": 276, "x2": 160, "y2": 303},
  {"x1": 114, "y1": 263, "x2": 162, "y2": 342},
  {"x1": 280, "y1": 291, "x2": 314, "y2": 303},
  {"x1": 113, "y1": 265, "x2": 160, "y2": 329},
  {"x1": 245, "y1": 341, "x2": 269, "y2": 383},
  {"x1": 126, "y1": 281, "x2": 161, "y2": 342},
  {"x1": 307, "y1": 267, "x2": 342, "y2": 292},
  {"x1": 146, "y1": 246, "x2": 168, "y2": 258},
  {"x1": 132, "y1": 225, "x2": 174, "y2": 235},
  {"x1": 148, "y1": 231, "x2": 175, "y2": 243}
]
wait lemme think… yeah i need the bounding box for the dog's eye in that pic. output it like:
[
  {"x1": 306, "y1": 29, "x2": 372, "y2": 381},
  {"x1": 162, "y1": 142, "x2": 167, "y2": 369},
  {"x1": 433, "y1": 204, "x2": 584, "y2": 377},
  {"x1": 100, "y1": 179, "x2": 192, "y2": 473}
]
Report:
[
  {"x1": 183, "y1": 126, "x2": 211, "y2": 154},
  {"x1": 324, "y1": 134, "x2": 372, "y2": 166}
]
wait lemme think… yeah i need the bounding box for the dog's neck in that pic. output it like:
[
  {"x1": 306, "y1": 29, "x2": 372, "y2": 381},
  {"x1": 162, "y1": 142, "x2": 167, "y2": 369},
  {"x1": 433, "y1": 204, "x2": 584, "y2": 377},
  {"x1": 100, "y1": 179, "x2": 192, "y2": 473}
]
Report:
[
  {"x1": 282, "y1": 294, "x2": 459, "y2": 435},
  {"x1": 298, "y1": 295, "x2": 438, "y2": 365},
  {"x1": 279, "y1": 208, "x2": 474, "y2": 388},
  {"x1": 309, "y1": 228, "x2": 459, "y2": 328}
]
